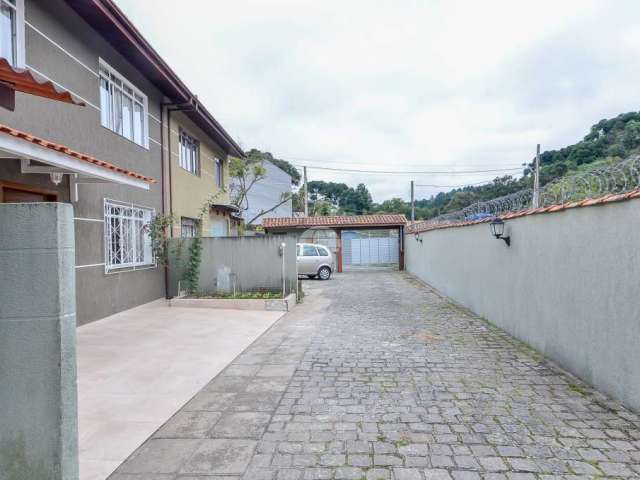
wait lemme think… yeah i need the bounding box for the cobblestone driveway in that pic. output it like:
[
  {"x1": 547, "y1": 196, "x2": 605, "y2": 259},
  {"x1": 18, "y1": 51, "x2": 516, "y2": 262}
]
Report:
[{"x1": 111, "y1": 271, "x2": 640, "y2": 480}]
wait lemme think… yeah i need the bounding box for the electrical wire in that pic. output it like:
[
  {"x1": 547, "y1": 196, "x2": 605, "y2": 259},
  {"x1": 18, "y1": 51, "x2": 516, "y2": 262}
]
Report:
[
  {"x1": 292, "y1": 164, "x2": 522, "y2": 176},
  {"x1": 414, "y1": 179, "x2": 497, "y2": 188}
]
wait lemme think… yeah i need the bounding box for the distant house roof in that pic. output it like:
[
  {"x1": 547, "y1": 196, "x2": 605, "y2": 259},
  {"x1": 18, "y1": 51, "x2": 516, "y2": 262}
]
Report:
[
  {"x1": 65, "y1": 0, "x2": 244, "y2": 157},
  {"x1": 263, "y1": 214, "x2": 407, "y2": 230}
]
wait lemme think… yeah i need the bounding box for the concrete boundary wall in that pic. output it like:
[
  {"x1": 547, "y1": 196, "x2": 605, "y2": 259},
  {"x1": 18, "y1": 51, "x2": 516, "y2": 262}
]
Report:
[
  {"x1": 405, "y1": 199, "x2": 640, "y2": 411},
  {"x1": 0, "y1": 203, "x2": 78, "y2": 479},
  {"x1": 168, "y1": 235, "x2": 298, "y2": 297}
]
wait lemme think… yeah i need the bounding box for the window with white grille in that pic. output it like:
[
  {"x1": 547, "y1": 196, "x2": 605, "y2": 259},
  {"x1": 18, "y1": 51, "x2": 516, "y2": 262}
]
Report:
[
  {"x1": 104, "y1": 200, "x2": 154, "y2": 272},
  {"x1": 180, "y1": 217, "x2": 199, "y2": 238},
  {"x1": 179, "y1": 129, "x2": 200, "y2": 175},
  {"x1": 99, "y1": 60, "x2": 148, "y2": 148}
]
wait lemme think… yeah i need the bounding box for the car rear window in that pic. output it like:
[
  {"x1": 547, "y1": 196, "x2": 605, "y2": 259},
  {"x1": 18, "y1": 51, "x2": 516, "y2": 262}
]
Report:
[
  {"x1": 303, "y1": 245, "x2": 319, "y2": 256},
  {"x1": 317, "y1": 247, "x2": 329, "y2": 256}
]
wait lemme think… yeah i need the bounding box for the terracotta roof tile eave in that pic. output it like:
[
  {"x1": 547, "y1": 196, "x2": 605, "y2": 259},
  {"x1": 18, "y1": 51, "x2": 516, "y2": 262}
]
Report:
[
  {"x1": 263, "y1": 214, "x2": 408, "y2": 229},
  {"x1": 0, "y1": 123, "x2": 156, "y2": 184}
]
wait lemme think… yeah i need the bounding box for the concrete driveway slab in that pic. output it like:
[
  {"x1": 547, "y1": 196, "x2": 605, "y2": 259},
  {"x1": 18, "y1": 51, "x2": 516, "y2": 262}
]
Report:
[{"x1": 77, "y1": 300, "x2": 283, "y2": 480}]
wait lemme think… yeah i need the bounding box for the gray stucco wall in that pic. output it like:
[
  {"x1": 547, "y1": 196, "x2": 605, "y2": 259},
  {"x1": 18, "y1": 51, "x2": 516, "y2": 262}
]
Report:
[
  {"x1": 235, "y1": 160, "x2": 293, "y2": 225},
  {"x1": 0, "y1": 0, "x2": 165, "y2": 324},
  {"x1": 405, "y1": 200, "x2": 640, "y2": 412},
  {"x1": 0, "y1": 203, "x2": 78, "y2": 480},
  {"x1": 168, "y1": 235, "x2": 299, "y2": 297}
]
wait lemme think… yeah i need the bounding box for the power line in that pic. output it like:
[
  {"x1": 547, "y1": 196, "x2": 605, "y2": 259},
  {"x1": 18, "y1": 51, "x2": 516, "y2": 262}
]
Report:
[
  {"x1": 292, "y1": 164, "x2": 523, "y2": 176},
  {"x1": 415, "y1": 179, "x2": 496, "y2": 188},
  {"x1": 283, "y1": 156, "x2": 524, "y2": 169}
]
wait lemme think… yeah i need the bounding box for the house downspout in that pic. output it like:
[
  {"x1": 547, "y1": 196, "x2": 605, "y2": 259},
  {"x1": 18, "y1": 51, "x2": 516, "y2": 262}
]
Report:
[
  {"x1": 163, "y1": 99, "x2": 197, "y2": 298},
  {"x1": 160, "y1": 100, "x2": 170, "y2": 299}
]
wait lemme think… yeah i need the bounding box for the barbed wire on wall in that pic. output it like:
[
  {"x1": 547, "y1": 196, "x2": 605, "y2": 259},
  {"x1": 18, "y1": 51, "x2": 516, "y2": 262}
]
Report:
[{"x1": 414, "y1": 155, "x2": 640, "y2": 228}]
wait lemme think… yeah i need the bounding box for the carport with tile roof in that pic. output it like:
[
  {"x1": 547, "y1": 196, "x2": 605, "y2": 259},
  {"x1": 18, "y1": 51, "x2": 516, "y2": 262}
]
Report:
[{"x1": 263, "y1": 214, "x2": 408, "y2": 272}]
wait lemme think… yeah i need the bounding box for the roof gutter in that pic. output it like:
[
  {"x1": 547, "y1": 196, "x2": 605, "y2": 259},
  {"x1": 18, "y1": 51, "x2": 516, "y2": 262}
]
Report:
[{"x1": 67, "y1": 0, "x2": 245, "y2": 158}]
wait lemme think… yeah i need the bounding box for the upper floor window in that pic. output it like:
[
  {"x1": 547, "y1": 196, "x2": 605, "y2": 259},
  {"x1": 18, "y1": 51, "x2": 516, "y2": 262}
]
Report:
[
  {"x1": 179, "y1": 129, "x2": 199, "y2": 175},
  {"x1": 0, "y1": 0, "x2": 24, "y2": 67},
  {"x1": 99, "y1": 61, "x2": 148, "y2": 148},
  {"x1": 215, "y1": 158, "x2": 224, "y2": 188}
]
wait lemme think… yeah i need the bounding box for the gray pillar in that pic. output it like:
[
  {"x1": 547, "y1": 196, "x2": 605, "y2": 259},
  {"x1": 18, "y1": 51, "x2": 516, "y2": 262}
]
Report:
[{"x1": 0, "y1": 203, "x2": 78, "y2": 480}]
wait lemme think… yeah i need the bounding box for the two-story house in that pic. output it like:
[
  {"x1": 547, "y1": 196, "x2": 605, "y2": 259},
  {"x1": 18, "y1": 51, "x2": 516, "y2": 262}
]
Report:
[
  {"x1": 168, "y1": 110, "x2": 242, "y2": 238},
  {"x1": 0, "y1": 0, "x2": 243, "y2": 324}
]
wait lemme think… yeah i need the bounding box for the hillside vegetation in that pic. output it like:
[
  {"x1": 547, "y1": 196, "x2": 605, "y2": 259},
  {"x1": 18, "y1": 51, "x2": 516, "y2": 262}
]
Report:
[{"x1": 377, "y1": 111, "x2": 640, "y2": 219}]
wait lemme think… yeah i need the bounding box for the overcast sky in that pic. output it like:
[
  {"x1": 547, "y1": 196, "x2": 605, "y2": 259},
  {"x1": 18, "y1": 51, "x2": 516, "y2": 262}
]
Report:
[{"x1": 117, "y1": 0, "x2": 640, "y2": 202}]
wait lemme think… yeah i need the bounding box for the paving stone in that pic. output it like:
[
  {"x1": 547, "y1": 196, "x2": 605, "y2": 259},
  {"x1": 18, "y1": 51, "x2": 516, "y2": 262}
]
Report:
[
  {"x1": 204, "y1": 375, "x2": 251, "y2": 392},
  {"x1": 229, "y1": 392, "x2": 283, "y2": 412},
  {"x1": 477, "y1": 457, "x2": 508, "y2": 472},
  {"x1": 451, "y1": 472, "x2": 481, "y2": 480},
  {"x1": 366, "y1": 468, "x2": 391, "y2": 480},
  {"x1": 210, "y1": 412, "x2": 272, "y2": 438},
  {"x1": 179, "y1": 439, "x2": 257, "y2": 475},
  {"x1": 334, "y1": 466, "x2": 364, "y2": 479},
  {"x1": 319, "y1": 454, "x2": 346, "y2": 467},
  {"x1": 393, "y1": 467, "x2": 423, "y2": 480},
  {"x1": 423, "y1": 469, "x2": 452, "y2": 480},
  {"x1": 258, "y1": 364, "x2": 299, "y2": 377},
  {"x1": 154, "y1": 411, "x2": 221, "y2": 438},
  {"x1": 222, "y1": 364, "x2": 262, "y2": 376},
  {"x1": 182, "y1": 392, "x2": 237, "y2": 411},
  {"x1": 115, "y1": 439, "x2": 201, "y2": 474}
]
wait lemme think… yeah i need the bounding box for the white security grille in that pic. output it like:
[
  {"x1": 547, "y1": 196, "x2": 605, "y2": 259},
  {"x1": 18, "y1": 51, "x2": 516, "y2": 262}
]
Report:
[{"x1": 104, "y1": 200, "x2": 154, "y2": 272}]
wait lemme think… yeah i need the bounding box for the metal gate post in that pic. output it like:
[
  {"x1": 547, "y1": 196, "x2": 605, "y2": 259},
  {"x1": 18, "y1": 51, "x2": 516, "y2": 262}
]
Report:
[{"x1": 335, "y1": 228, "x2": 343, "y2": 273}]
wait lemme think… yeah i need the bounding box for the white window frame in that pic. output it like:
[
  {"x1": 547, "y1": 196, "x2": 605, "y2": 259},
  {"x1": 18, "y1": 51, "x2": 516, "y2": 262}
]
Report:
[
  {"x1": 103, "y1": 199, "x2": 155, "y2": 273},
  {"x1": 178, "y1": 128, "x2": 200, "y2": 175},
  {"x1": 0, "y1": 0, "x2": 25, "y2": 67},
  {"x1": 99, "y1": 59, "x2": 149, "y2": 149},
  {"x1": 180, "y1": 217, "x2": 199, "y2": 238},
  {"x1": 215, "y1": 157, "x2": 224, "y2": 188}
]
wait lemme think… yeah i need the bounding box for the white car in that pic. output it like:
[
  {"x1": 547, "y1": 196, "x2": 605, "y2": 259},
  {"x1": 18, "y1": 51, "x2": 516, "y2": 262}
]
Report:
[{"x1": 297, "y1": 243, "x2": 333, "y2": 280}]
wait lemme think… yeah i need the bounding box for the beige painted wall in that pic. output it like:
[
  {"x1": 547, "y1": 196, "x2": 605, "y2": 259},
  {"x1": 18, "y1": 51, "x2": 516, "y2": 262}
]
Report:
[{"x1": 168, "y1": 111, "x2": 233, "y2": 236}]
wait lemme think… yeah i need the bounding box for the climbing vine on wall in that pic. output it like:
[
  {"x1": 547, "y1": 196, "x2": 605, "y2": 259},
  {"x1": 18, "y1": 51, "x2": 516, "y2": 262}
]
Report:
[
  {"x1": 181, "y1": 189, "x2": 227, "y2": 294},
  {"x1": 146, "y1": 214, "x2": 174, "y2": 266}
]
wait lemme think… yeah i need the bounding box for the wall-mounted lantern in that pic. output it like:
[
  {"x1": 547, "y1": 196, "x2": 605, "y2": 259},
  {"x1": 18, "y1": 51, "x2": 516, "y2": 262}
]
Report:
[
  {"x1": 489, "y1": 218, "x2": 510, "y2": 246},
  {"x1": 414, "y1": 232, "x2": 423, "y2": 243}
]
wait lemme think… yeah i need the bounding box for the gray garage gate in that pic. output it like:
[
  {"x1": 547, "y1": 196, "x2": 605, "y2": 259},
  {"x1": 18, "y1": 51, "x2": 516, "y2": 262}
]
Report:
[{"x1": 342, "y1": 230, "x2": 400, "y2": 268}]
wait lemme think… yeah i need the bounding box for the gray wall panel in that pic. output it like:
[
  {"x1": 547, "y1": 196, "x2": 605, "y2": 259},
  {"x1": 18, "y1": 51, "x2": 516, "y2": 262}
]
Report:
[
  {"x1": 168, "y1": 235, "x2": 299, "y2": 297},
  {"x1": 405, "y1": 200, "x2": 640, "y2": 411}
]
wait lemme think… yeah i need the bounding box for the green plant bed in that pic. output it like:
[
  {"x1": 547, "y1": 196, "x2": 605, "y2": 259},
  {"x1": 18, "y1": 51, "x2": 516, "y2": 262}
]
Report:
[{"x1": 187, "y1": 291, "x2": 282, "y2": 300}]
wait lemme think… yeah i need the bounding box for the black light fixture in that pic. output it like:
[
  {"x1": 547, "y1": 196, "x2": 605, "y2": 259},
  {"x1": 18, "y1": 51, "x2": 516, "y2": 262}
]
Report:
[
  {"x1": 489, "y1": 218, "x2": 511, "y2": 246},
  {"x1": 414, "y1": 232, "x2": 423, "y2": 243}
]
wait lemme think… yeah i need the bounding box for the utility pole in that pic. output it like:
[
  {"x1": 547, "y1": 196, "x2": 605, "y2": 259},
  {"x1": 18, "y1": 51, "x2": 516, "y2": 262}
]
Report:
[
  {"x1": 533, "y1": 144, "x2": 541, "y2": 208},
  {"x1": 303, "y1": 166, "x2": 309, "y2": 217},
  {"x1": 410, "y1": 180, "x2": 415, "y2": 222}
]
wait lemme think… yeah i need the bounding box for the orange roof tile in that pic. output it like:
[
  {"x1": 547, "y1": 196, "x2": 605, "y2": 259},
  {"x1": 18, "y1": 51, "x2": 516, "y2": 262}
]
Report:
[
  {"x1": 263, "y1": 214, "x2": 407, "y2": 229},
  {"x1": 0, "y1": 123, "x2": 156, "y2": 183},
  {"x1": 0, "y1": 58, "x2": 85, "y2": 106},
  {"x1": 406, "y1": 188, "x2": 640, "y2": 235}
]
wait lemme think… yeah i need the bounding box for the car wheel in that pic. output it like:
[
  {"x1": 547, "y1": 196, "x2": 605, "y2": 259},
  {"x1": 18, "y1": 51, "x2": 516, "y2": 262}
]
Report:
[{"x1": 318, "y1": 266, "x2": 331, "y2": 280}]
